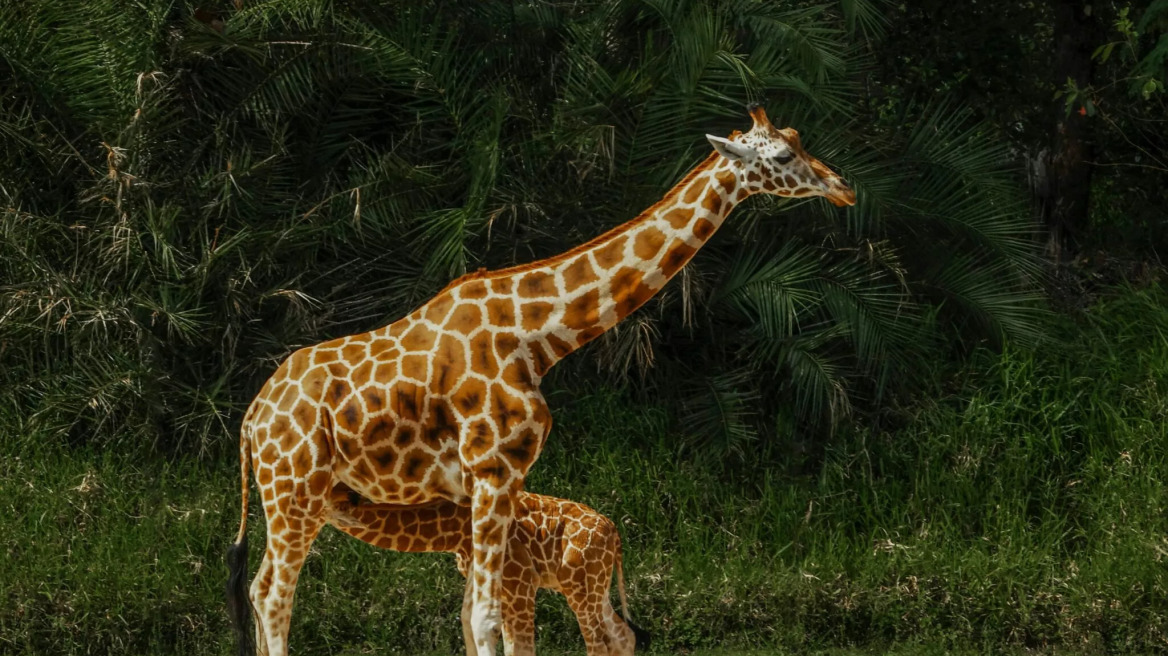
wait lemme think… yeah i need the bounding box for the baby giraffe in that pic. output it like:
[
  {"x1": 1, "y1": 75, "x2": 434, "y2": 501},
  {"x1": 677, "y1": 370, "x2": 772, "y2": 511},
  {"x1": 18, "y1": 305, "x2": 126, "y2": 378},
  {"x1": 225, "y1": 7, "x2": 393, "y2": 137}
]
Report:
[{"x1": 326, "y1": 486, "x2": 650, "y2": 656}]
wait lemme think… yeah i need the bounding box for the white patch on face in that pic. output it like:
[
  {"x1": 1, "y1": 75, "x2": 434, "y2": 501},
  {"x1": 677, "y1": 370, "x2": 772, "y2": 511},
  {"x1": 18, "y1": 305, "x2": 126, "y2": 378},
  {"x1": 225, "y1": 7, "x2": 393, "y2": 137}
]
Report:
[{"x1": 729, "y1": 132, "x2": 810, "y2": 194}]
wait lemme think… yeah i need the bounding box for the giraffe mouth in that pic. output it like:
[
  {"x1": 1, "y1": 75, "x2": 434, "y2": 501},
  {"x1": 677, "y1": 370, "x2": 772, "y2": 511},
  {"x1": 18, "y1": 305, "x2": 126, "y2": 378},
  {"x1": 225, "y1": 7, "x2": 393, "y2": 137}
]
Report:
[
  {"x1": 826, "y1": 183, "x2": 856, "y2": 207},
  {"x1": 808, "y1": 158, "x2": 855, "y2": 207}
]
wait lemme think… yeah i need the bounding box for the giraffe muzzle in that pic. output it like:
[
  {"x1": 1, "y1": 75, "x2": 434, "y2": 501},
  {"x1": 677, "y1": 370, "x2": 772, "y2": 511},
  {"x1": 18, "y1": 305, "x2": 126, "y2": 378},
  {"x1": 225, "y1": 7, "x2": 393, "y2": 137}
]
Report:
[
  {"x1": 826, "y1": 179, "x2": 856, "y2": 207},
  {"x1": 808, "y1": 158, "x2": 856, "y2": 207}
]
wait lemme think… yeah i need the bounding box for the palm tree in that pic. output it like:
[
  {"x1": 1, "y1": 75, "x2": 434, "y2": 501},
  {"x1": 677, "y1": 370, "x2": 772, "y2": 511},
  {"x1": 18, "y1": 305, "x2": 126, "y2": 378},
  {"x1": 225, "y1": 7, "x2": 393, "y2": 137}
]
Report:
[{"x1": 0, "y1": 0, "x2": 1041, "y2": 459}]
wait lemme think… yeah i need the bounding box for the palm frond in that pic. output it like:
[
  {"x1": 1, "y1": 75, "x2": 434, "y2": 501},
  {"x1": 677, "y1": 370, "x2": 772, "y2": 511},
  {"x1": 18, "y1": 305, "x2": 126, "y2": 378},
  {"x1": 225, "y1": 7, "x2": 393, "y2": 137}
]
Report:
[{"x1": 678, "y1": 368, "x2": 760, "y2": 461}]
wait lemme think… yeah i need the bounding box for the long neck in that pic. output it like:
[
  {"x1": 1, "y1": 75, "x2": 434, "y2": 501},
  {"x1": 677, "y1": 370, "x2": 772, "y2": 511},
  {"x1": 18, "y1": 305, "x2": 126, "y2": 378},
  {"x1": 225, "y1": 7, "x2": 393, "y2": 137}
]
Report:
[{"x1": 491, "y1": 153, "x2": 748, "y2": 374}]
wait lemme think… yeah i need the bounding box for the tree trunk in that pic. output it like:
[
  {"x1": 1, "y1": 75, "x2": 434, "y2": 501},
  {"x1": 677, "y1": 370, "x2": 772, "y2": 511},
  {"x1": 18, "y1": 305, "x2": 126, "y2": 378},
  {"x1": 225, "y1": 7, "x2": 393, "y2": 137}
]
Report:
[{"x1": 1045, "y1": 0, "x2": 1103, "y2": 261}]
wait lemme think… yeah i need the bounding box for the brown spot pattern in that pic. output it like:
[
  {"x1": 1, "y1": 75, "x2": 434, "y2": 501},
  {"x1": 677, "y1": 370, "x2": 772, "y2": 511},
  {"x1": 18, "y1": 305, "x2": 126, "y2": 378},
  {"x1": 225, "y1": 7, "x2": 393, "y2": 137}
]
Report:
[
  {"x1": 431, "y1": 334, "x2": 465, "y2": 394},
  {"x1": 715, "y1": 169, "x2": 737, "y2": 192},
  {"x1": 494, "y1": 333, "x2": 520, "y2": 360},
  {"x1": 663, "y1": 208, "x2": 693, "y2": 229},
  {"x1": 423, "y1": 293, "x2": 454, "y2": 323},
  {"x1": 502, "y1": 359, "x2": 533, "y2": 389},
  {"x1": 545, "y1": 334, "x2": 574, "y2": 358},
  {"x1": 594, "y1": 236, "x2": 626, "y2": 269},
  {"x1": 518, "y1": 271, "x2": 555, "y2": 298},
  {"x1": 683, "y1": 178, "x2": 706, "y2": 203},
  {"x1": 470, "y1": 331, "x2": 499, "y2": 378},
  {"x1": 634, "y1": 228, "x2": 666, "y2": 260},
  {"x1": 391, "y1": 382, "x2": 423, "y2": 421},
  {"x1": 693, "y1": 218, "x2": 716, "y2": 241},
  {"x1": 575, "y1": 325, "x2": 605, "y2": 346},
  {"x1": 660, "y1": 239, "x2": 697, "y2": 278},
  {"x1": 529, "y1": 341, "x2": 553, "y2": 375},
  {"x1": 485, "y1": 298, "x2": 516, "y2": 327},
  {"x1": 520, "y1": 301, "x2": 553, "y2": 332},
  {"x1": 562, "y1": 289, "x2": 600, "y2": 330},
  {"x1": 460, "y1": 280, "x2": 488, "y2": 299},
  {"x1": 401, "y1": 354, "x2": 428, "y2": 382},
  {"x1": 561, "y1": 256, "x2": 599, "y2": 292},
  {"x1": 453, "y1": 378, "x2": 487, "y2": 416},
  {"x1": 401, "y1": 324, "x2": 437, "y2": 352},
  {"x1": 489, "y1": 277, "x2": 513, "y2": 295},
  {"x1": 701, "y1": 188, "x2": 722, "y2": 214}
]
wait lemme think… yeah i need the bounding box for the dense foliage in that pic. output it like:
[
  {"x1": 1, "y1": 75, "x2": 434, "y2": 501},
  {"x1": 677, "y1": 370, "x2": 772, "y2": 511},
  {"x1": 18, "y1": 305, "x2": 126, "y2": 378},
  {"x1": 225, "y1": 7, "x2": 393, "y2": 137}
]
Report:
[
  {"x1": 871, "y1": 0, "x2": 1168, "y2": 254},
  {"x1": 0, "y1": 0, "x2": 1043, "y2": 460}
]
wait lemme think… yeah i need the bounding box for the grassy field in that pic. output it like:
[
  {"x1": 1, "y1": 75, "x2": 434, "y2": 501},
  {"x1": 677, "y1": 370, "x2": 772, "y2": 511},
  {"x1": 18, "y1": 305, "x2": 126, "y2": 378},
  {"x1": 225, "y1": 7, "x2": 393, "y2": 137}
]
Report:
[{"x1": 3, "y1": 284, "x2": 1167, "y2": 655}]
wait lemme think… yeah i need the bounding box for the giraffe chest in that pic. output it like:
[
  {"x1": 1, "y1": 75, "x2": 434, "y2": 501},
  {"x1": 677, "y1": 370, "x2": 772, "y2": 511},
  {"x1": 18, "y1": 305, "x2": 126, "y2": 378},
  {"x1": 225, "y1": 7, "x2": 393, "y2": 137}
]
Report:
[{"x1": 315, "y1": 330, "x2": 551, "y2": 506}]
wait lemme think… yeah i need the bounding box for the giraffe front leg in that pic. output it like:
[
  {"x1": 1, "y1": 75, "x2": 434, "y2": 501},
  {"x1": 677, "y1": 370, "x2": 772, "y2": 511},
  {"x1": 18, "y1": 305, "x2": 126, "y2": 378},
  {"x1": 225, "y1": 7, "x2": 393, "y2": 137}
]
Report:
[
  {"x1": 460, "y1": 568, "x2": 477, "y2": 656},
  {"x1": 500, "y1": 537, "x2": 538, "y2": 656},
  {"x1": 467, "y1": 543, "x2": 535, "y2": 656},
  {"x1": 467, "y1": 468, "x2": 518, "y2": 656}
]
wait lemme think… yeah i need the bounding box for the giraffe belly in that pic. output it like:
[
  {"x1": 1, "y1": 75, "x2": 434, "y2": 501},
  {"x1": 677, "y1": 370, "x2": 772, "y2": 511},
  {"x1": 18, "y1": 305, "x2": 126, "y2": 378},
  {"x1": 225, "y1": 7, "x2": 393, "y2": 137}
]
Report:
[
  {"x1": 318, "y1": 325, "x2": 550, "y2": 507},
  {"x1": 326, "y1": 377, "x2": 551, "y2": 507},
  {"x1": 332, "y1": 432, "x2": 467, "y2": 507},
  {"x1": 322, "y1": 343, "x2": 472, "y2": 505},
  {"x1": 328, "y1": 384, "x2": 468, "y2": 506}
]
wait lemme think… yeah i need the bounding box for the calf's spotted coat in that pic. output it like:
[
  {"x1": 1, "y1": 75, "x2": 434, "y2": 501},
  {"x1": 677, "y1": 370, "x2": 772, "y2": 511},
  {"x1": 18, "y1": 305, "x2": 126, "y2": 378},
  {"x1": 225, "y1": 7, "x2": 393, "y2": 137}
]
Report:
[{"x1": 327, "y1": 487, "x2": 646, "y2": 655}]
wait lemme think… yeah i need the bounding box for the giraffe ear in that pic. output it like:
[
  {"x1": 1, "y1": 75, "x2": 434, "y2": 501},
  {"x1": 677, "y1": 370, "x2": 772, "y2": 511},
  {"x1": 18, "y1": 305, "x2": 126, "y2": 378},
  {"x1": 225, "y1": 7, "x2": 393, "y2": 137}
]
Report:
[{"x1": 706, "y1": 134, "x2": 756, "y2": 162}]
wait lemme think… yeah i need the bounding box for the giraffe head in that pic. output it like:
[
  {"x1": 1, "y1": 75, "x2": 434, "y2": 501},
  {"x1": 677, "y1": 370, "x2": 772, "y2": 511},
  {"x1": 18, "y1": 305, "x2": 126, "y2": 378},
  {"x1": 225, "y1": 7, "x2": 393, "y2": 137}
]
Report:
[{"x1": 706, "y1": 104, "x2": 856, "y2": 207}]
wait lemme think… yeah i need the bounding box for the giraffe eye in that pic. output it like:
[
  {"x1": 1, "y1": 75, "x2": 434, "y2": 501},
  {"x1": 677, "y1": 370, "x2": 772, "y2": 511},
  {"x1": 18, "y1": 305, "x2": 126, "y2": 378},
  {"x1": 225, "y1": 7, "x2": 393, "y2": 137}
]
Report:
[{"x1": 773, "y1": 152, "x2": 794, "y2": 165}]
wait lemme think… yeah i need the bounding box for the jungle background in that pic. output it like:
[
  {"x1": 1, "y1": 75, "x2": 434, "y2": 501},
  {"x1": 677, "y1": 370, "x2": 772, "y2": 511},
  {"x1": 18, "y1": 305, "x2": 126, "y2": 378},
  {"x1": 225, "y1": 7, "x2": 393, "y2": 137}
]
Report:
[{"x1": 2, "y1": 0, "x2": 1167, "y2": 653}]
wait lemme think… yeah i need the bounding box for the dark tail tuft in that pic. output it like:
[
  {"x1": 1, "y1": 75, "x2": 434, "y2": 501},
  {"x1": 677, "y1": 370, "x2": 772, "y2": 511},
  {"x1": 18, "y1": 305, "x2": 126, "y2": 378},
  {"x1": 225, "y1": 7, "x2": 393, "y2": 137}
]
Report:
[
  {"x1": 226, "y1": 536, "x2": 254, "y2": 656},
  {"x1": 626, "y1": 617, "x2": 651, "y2": 652}
]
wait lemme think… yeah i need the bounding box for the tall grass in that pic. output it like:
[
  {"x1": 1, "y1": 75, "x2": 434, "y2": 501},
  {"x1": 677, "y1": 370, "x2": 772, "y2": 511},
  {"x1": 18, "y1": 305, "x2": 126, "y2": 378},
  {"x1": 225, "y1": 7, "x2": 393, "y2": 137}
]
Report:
[{"x1": 2, "y1": 284, "x2": 1166, "y2": 654}]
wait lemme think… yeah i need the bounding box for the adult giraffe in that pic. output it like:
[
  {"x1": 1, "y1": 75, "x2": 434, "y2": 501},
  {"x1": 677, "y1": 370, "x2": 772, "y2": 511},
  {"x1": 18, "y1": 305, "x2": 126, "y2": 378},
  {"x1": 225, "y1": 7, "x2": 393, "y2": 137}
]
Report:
[{"x1": 225, "y1": 104, "x2": 855, "y2": 656}]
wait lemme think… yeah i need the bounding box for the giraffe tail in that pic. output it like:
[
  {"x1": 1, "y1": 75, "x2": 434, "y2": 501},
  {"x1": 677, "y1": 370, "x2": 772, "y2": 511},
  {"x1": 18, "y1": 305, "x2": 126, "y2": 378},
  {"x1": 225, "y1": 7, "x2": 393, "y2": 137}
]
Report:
[
  {"x1": 226, "y1": 416, "x2": 255, "y2": 656},
  {"x1": 614, "y1": 530, "x2": 651, "y2": 651}
]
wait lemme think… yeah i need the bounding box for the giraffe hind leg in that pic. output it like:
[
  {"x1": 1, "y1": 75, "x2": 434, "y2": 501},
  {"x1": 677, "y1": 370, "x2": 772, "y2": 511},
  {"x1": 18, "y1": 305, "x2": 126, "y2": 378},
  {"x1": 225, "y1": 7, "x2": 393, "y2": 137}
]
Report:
[
  {"x1": 250, "y1": 514, "x2": 325, "y2": 656},
  {"x1": 249, "y1": 449, "x2": 331, "y2": 656},
  {"x1": 561, "y1": 558, "x2": 610, "y2": 654},
  {"x1": 575, "y1": 609, "x2": 611, "y2": 656},
  {"x1": 601, "y1": 601, "x2": 638, "y2": 656},
  {"x1": 566, "y1": 537, "x2": 631, "y2": 655}
]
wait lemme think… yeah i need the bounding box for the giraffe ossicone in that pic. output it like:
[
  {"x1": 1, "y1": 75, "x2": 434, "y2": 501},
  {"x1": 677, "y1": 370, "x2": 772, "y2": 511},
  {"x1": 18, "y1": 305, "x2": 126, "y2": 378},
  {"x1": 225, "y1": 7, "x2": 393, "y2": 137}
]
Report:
[{"x1": 225, "y1": 105, "x2": 854, "y2": 656}]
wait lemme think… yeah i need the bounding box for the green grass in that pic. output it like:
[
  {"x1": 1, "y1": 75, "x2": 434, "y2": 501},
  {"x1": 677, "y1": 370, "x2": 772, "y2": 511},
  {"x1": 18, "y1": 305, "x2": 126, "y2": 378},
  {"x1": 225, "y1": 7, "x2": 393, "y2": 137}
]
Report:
[{"x1": 3, "y1": 284, "x2": 1168, "y2": 654}]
